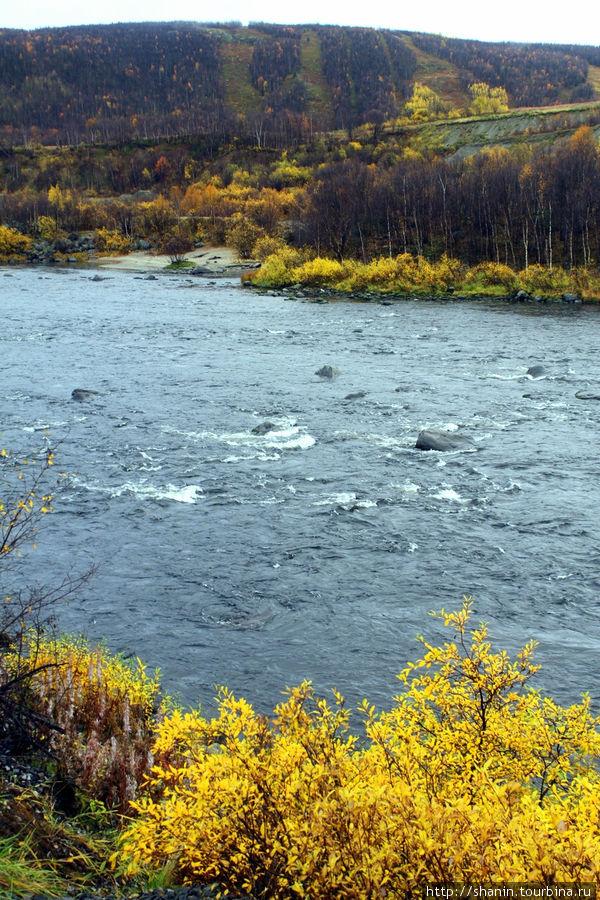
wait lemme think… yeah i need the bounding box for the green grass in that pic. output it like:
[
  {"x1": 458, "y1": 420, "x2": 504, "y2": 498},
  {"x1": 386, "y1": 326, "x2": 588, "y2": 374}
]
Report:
[
  {"x1": 165, "y1": 259, "x2": 195, "y2": 269},
  {"x1": 0, "y1": 833, "x2": 68, "y2": 899},
  {"x1": 588, "y1": 64, "x2": 600, "y2": 99},
  {"x1": 221, "y1": 41, "x2": 262, "y2": 115},
  {"x1": 300, "y1": 30, "x2": 333, "y2": 126}
]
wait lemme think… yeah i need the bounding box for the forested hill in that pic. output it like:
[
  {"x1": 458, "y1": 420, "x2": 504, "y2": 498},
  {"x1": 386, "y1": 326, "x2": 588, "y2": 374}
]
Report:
[{"x1": 0, "y1": 20, "x2": 599, "y2": 146}]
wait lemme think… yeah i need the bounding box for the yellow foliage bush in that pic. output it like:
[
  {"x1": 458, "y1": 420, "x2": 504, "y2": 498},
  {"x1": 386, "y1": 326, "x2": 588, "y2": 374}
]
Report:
[
  {"x1": 347, "y1": 256, "x2": 405, "y2": 288},
  {"x1": 252, "y1": 234, "x2": 289, "y2": 262},
  {"x1": 290, "y1": 257, "x2": 353, "y2": 287},
  {"x1": 249, "y1": 248, "x2": 307, "y2": 288},
  {"x1": 35, "y1": 215, "x2": 60, "y2": 241},
  {"x1": 269, "y1": 162, "x2": 312, "y2": 188},
  {"x1": 517, "y1": 264, "x2": 572, "y2": 295},
  {"x1": 346, "y1": 254, "x2": 459, "y2": 293},
  {"x1": 94, "y1": 227, "x2": 131, "y2": 254},
  {"x1": 117, "y1": 600, "x2": 600, "y2": 896},
  {"x1": 569, "y1": 266, "x2": 600, "y2": 298},
  {"x1": 463, "y1": 261, "x2": 518, "y2": 290},
  {"x1": 0, "y1": 224, "x2": 31, "y2": 258}
]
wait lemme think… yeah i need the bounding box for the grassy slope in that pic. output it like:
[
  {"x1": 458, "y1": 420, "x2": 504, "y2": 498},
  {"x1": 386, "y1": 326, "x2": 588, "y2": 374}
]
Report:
[
  {"x1": 588, "y1": 64, "x2": 600, "y2": 99},
  {"x1": 299, "y1": 29, "x2": 333, "y2": 128},
  {"x1": 220, "y1": 28, "x2": 263, "y2": 117},
  {"x1": 402, "y1": 34, "x2": 469, "y2": 110}
]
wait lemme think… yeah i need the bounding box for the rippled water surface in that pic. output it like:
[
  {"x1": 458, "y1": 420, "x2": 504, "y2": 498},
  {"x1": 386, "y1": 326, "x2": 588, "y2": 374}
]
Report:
[{"x1": 2, "y1": 266, "x2": 600, "y2": 713}]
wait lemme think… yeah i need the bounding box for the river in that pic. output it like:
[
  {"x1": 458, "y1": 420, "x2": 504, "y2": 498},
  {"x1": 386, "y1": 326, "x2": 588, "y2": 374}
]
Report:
[{"x1": 2, "y1": 265, "x2": 600, "y2": 715}]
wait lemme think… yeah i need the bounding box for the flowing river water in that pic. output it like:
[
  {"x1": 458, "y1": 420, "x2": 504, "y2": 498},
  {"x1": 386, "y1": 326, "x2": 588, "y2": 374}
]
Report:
[{"x1": 2, "y1": 265, "x2": 600, "y2": 715}]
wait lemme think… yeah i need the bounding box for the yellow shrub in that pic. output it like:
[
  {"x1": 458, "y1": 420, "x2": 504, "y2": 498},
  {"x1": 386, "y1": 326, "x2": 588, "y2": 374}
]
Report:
[
  {"x1": 0, "y1": 224, "x2": 31, "y2": 257},
  {"x1": 252, "y1": 234, "x2": 288, "y2": 262},
  {"x1": 290, "y1": 257, "x2": 351, "y2": 287},
  {"x1": 569, "y1": 267, "x2": 600, "y2": 298},
  {"x1": 517, "y1": 264, "x2": 572, "y2": 295},
  {"x1": 35, "y1": 215, "x2": 59, "y2": 241},
  {"x1": 433, "y1": 253, "x2": 463, "y2": 288},
  {"x1": 94, "y1": 227, "x2": 131, "y2": 254},
  {"x1": 463, "y1": 261, "x2": 518, "y2": 290},
  {"x1": 347, "y1": 256, "x2": 404, "y2": 288},
  {"x1": 249, "y1": 253, "x2": 294, "y2": 288},
  {"x1": 269, "y1": 162, "x2": 312, "y2": 188},
  {"x1": 117, "y1": 600, "x2": 600, "y2": 895},
  {"x1": 250, "y1": 247, "x2": 309, "y2": 288},
  {"x1": 412, "y1": 254, "x2": 440, "y2": 290}
]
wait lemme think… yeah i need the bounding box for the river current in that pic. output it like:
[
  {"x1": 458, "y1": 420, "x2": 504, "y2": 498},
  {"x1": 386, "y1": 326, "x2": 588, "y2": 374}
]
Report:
[{"x1": 2, "y1": 266, "x2": 600, "y2": 714}]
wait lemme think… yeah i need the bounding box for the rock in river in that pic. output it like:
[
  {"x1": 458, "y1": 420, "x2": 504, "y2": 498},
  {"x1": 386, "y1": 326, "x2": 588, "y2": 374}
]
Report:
[
  {"x1": 71, "y1": 388, "x2": 100, "y2": 401},
  {"x1": 344, "y1": 391, "x2": 367, "y2": 400},
  {"x1": 415, "y1": 429, "x2": 474, "y2": 452},
  {"x1": 251, "y1": 421, "x2": 276, "y2": 435},
  {"x1": 526, "y1": 365, "x2": 545, "y2": 378},
  {"x1": 315, "y1": 365, "x2": 339, "y2": 379}
]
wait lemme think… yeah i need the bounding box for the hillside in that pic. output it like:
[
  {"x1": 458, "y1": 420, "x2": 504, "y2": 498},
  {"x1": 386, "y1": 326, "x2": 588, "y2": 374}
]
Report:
[{"x1": 0, "y1": 21, "x2": 599, "y2": 146}]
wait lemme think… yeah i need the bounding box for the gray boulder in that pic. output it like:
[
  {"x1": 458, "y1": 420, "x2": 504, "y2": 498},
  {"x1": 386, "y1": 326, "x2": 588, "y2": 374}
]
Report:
[
  {"x1": 251, "y1": 422, "x2": 276, "y2": 435},
  {"x1": 315, "y1": 365, "x2": 339, "y2": 379},
  {"x1": 71, "y1": 389, "x2": 100, "y2": 401},
  {"x1": 415, "y1": 429, "x2": 474, "y2": 452},
  {"x1": 344, "y1": 391, "x2": 367, "y2": 400},
  {"x1": 526, "y1": 365, "x2": 545, "y2": 378}
]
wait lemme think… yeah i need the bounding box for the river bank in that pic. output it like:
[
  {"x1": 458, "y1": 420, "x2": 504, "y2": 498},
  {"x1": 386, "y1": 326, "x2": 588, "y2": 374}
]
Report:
[
  {"x1": 94, "y1": 246, "x2": 254, "y2": 275},
  {"x1": 243, "y1": 281, "x2": 587, "y2": 305}
]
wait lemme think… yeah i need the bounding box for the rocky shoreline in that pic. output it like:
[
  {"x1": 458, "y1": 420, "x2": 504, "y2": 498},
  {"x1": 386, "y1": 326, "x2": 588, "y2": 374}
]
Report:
[
  {"x1": 244, "y1": 282, "x2": 586, "y2": 305},
  {"x1": 26, "y1": 888, "x2": 224, "y2": 900}
]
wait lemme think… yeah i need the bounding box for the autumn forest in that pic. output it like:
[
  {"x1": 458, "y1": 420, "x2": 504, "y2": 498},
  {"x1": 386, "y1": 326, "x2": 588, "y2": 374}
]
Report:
[{"x1": 1, "y1": 21, "x2": 600, "y2": 293}]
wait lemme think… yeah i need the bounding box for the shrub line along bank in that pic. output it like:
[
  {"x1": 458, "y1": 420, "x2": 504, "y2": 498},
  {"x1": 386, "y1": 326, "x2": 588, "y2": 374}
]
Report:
[
  {"x1": 243, "y1": 251, "x2": 599, "y2": 302},
  {"x1": 3, "y1": 602, "x2": 599, "y2": 898}
]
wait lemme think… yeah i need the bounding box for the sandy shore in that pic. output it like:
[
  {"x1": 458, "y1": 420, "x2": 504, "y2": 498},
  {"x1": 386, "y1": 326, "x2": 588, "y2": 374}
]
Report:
[{"x1": 95, "y1": 246, "x2": 243, "y2": 273}]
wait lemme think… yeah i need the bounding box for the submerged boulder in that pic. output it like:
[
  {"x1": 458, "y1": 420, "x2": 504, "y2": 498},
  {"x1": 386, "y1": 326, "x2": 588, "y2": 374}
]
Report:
[
  {"x1": 415, "y1": 429, "x2": 474, "y2": 452},
  {"x1": 344, "y1": 391, "x2": 367, "y2": 400},
  {"x1": 71, "y1": 389, "x2": 100, "y2": 401},
  {"x1": 575, "y1": 391, "x2": 600, "y2": 400}
]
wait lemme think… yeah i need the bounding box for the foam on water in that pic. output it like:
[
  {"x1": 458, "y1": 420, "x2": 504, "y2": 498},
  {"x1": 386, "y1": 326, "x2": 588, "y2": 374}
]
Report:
[
  {"x1": 393, "y1": 481, "x2": 421, "y2": 494},
  {"x1": 166, "y1": 418, "x2": 316, "y2": 455},
  {"x1": 265, "y1": 433, "x2": 316, "y2": 451},
  {"x1": 82, "y1": 480, "x2": 202, "y2": 503},
  {"x1": 315, "y1": 492, "x2": 378, "y2": 510},
  {"x1": 430, "y1": 485, "x2": 467, "y2": 503}
]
